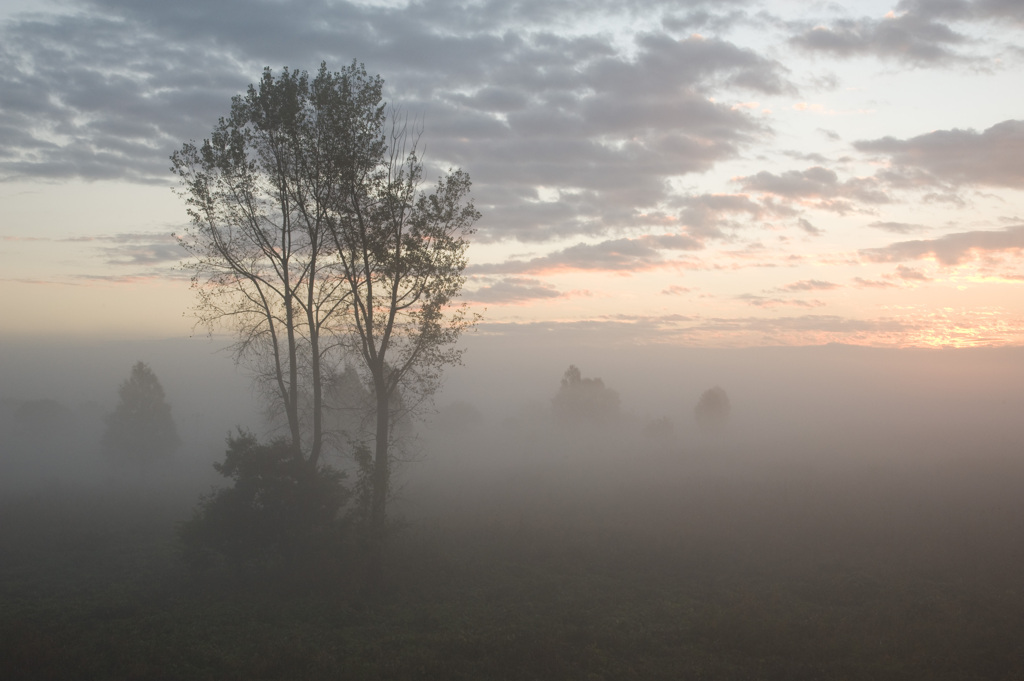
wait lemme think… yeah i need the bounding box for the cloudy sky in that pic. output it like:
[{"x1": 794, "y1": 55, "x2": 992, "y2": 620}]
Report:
[{"x1": 2, "y1": 0, "x2": 1023, "y2": 347}]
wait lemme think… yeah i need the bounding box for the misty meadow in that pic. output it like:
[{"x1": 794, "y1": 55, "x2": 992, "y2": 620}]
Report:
[{"x1": 2, "y1": 336, "x2": 1023, "y2": 680}]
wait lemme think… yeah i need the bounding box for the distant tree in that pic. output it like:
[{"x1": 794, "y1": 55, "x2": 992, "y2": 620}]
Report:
[
  {"x1": 102, "y1": 361, "x2": 180, "y2": 463},
  {"x1": 552, "y1": 365, "x2": 620, "y2": 426},
  {"x1": 694, "y1": 386, "x2": 730, "y2": 434},
  {"x1": 323, "y1": 363, "x2": 374, "y2": 447},
  {"x1": 644, "y1": 415, "x2": 675, "y2": 440}
]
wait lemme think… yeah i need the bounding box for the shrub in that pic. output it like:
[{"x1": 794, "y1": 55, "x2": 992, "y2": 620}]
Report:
[{"x1": 179, "y1": 431, "x2": 350, "y2": 571}]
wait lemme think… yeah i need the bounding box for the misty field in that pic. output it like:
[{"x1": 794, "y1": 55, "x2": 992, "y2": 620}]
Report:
[{"x1": 3, "y1": 432, "x2": 1023, "y2": 681}]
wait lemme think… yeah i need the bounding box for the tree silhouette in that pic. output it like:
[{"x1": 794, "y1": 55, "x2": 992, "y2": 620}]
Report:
[
  {"x1": 178, "y1": 430, "x2": 348, "y2": 570},
  {"x1": 102, "y1": 361, "x2": 180, "y2": 463},
  {"x1": 695, "y1": 386, "x2": 730, "y2": 434},
  {"x1": 552, "y1": 365, "x2": 620, "y2": 426},
  {"x1": 174, "y1": 63, "x2": 479, "y2": 590},
  {"x1": 173, "y1": 62, "x2": 385, "y2": 469},
  {"x1": 326, "y1": 115, "x2": 480, "y2": 588}
]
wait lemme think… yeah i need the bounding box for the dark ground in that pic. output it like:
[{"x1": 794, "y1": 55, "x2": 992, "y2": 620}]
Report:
[{"x1": 2, "y1": 442, "x2": 1023, "y2": 680}]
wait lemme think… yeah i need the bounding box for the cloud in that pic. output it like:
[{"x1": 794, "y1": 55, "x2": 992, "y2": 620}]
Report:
[
  {"x1": 469, "y1": 233, "x2": 703, "y2": 276},
  {"x1": 54, "y1": 232, "x2": 184, "y2": 266},
  {"x1": 896, "y1": 0, "x2": 1024, "y2": 26},
  {"x1": 895, "y1": 264, "x2": 931, "y2": 281},
  {"x1": 0, "y1": 0, "x2": 786, "y2": 245},
  {"x1": 860, "y1": 224, "x2": 1024, "y2": 265},
  {"x1": 476, "y1": 312, "x2": 909, "y2": 346},
  {"x1": 852, "y1": 277, "x2": 899, "y2": 289},
  {"x1": 676, "y1": 193, "x2": 790, "y2": 239},
  {"x1": 476, "y1": 304, "x2": 1024, "y2": 347},
  {"x1": 797, "y1": 218, "x2": 822, "y2": 236},
  {"x1": 2, "y1": 231, "x2": 182, "y2": 265},
  {"x1": 788, "y1": 0, "x2": 1024, "y2": 67},
  {"x1": 661, "y1": 6, "x2": 750, "y2": 34},
  {"x1": 780, "y1": 279, "x2": 839, "y2": 292},
  {"x1": 737, "y1": 293, "x2": 827, "y2": 308},
  {"x1": 855, "y1": 119, "x2": 1024, "y2": 191},
  {"x1": 1, "y1": 272, "x2": 182, "y2": 286},
  {"x1": 0, "y1": 12, "x2": 249, "y2": 184},
  {"x1": 854, "y1": 267, "x2": 934, "y2": 287},
  {"x1": 790, "y1": 12, "x2": 969, "y2": 65},
  {"x1": 868, "y1": 221, "x2": 928, "y2": 234},
  {"x1": 463, "y1": 277, "x2": 564, "y2": 304},
  {"x1": 736, "y1": 166, "x2": 889, "y2": 212},
  {"x1": 72, "y1": 272, "x2": 182, "y2": 284},
  {"x1": 99, "y1": 239, "x2": 182, "y2": 266}
]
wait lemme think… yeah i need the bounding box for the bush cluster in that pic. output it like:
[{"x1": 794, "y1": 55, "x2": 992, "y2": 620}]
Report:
[{"x1": 179, "y1": 431, "x2": 350, "y2": 570}]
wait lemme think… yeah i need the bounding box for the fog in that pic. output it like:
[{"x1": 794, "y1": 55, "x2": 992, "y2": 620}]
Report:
[
  {"x1": 0, "y1": 336, "x2": 260, "y2": 491},
  {"x1": 394, "y1": 338, "x2": 1024, "y2": 631},
  {"x1": 430, "y1": 335, "x2": 1024, "y2": 468},
  {"x1": 400, "y1": 336, "x2": 1024, "y2": 537},
  {"x1": 0, "y1": 333, "x2": 1019, "y2": 475},
  {"x1": 4, "y1": 334, "x2": 1024, "y2": 676},
  {"x1": 3, "y1": 334, "x2": 1022, "y2": 491}
]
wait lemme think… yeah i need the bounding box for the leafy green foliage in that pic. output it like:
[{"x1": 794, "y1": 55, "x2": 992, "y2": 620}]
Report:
[{"x1": 178, "y1": 431, "x2": 349, "y2": 569}]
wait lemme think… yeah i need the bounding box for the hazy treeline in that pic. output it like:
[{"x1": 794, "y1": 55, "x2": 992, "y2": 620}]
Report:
[{"x1": 3, "y1": 337, "x2": 1024, "y2": 501}]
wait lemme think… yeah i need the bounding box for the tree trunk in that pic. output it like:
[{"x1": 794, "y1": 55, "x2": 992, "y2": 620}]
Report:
[
  {"x1": 365, "y1": 375, "x2": 391, "y2": 592},
  {"x1": 307, "y1": 269, "x2": 323, "y2": 469}
]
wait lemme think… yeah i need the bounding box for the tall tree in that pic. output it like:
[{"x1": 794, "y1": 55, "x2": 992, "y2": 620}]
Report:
[
  {"x1": 173, "y1": 64, "x2": 480, "y2": 586},
  {"x1": 327, "y1": 116, "x2": 480, "y2": 580},
  {"x1": 172, "y1": 62, "x2": 384, "y2": 469},
  {"x1": 103, "y1": 361, "x2": 180, "y2": 463}
]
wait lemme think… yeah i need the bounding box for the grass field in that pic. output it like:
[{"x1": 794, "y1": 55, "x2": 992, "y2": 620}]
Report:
[{"x1": 2, "y1": 440, "x2": 1023, "y2": 680}]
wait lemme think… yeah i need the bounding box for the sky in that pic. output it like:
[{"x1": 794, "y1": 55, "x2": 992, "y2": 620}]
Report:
[{"x1": 2, "y1": 0, "x2": 1024, "y2": 348}]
